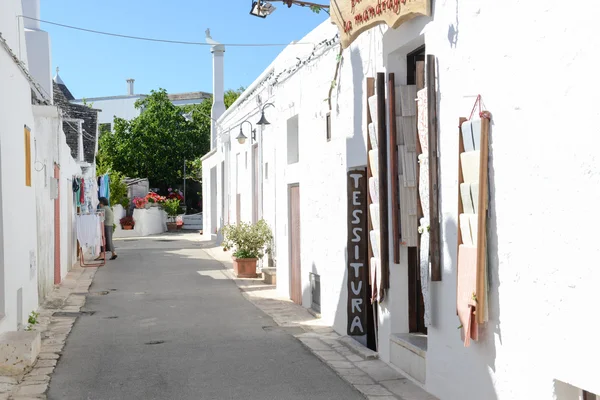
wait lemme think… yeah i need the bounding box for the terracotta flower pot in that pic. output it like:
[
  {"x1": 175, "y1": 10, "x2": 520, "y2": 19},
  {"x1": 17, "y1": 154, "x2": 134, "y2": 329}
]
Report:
[
  {"x1": 232, "y1": 257, "x2": 258, "y2": 278},
  {"x1": 167, "y1": 222, "x2": 178, "y2": 232},
  {"x1": 122, "y1": 225, "x2": 134, "y2": 230}
]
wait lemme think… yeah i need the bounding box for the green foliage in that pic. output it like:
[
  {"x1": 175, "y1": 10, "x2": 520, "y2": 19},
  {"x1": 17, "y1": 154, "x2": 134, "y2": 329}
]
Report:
[
  {"x1": 96, "y1": 161, "x2": 129, "y2": 208},
  {"x1": 110, "y1": 171, "x2": 129, "y2": 208},
  {"x1": 162, "y1": 198, "x2": 180, "y2": 218},
  {"x1": 182, "y1": 87, "x2": 243, "y2": 183},
  {"x1": 186, "y1": 158, "x2": 202, "y2": 183},
  {"x1": 25, "y1": 311, "x2": 39, "y2": 331},
  {"x1": 98, "y1": 88, "x2": 243, "y2": 188},
  {"x1": 222, "y1": 220, "x2": 273, "y2": 259}
]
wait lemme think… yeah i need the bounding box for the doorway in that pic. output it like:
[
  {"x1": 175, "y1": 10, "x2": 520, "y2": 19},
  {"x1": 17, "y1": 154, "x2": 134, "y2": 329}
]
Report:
[
  {"x1": 253, "y1": 144, "x2": 258, "y2": 223},
  {"x1": 407, "y1": 45, "x2": 427, "y2": 334},
  {"x1": 289, "y1": 184, "x2": 301, "y2": 305}
]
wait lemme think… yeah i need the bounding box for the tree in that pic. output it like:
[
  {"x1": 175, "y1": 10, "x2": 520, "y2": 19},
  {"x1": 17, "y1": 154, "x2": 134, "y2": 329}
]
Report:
[
  {"x1": 182, "y1": 87, "x2": 244, "y2": 182},
  {"x1": 98, "y1": 87, "x2": 243, "y2": 189}
]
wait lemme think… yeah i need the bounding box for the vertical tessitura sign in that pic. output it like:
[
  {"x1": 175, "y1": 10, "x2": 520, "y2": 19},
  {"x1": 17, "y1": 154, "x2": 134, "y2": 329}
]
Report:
[
  {"x1": 347, "y1": 169, "x2": 368, "y2": 336},
  {"x1": 330, "y1": 0, "x2": 431, "y2": 49}
]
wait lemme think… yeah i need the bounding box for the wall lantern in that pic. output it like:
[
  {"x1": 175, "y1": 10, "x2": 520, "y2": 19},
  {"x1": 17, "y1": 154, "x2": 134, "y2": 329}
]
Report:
[
  {"x1": 237, "y1": 121, "x2": 256, "y2": 145},
  {"x1": 256, "y1": 103, "x2": 275, "y2": 126},
  {"x1": 250, "y1": 1, "x2": 276, "y2": 18}
]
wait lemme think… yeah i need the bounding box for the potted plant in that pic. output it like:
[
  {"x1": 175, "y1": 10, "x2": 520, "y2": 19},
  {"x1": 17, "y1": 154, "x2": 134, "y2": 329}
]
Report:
[
  {"x1": 133, "y1": 197, "x2": 148, "y2": 209},
  {"x1": 120, "y1": 216, "x2": 135, "y2": 230},
  {"x1": 222, "y1": 220, "x2": 273, "y2": 278},
  {"x1": 175, "y1": 215, "x2": 184, "y2": 230},
  {"x1": 146, "y1": 191, "x2": 166, "y2": 207},
  {"x1": 163, "y1": 199, "x2": 180, "y2": 232}
]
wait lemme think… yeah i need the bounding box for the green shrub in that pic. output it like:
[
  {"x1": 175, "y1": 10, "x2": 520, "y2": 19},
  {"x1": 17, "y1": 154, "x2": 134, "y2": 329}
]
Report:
[
  {"x1": 162, "y1": 199, "x2": 180, "y2": 220},
  {"x1": 222, "y1": 220, "x2": 273, "y2": 259}
]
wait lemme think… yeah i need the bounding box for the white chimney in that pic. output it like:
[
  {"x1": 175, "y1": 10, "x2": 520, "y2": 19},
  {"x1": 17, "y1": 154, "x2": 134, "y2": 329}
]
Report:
[
  {"x1": 22, "y1": 0, "x2": 53, "y2": 103},
  {"x1": 206, "y1": 29, "x2": 225, "y2": 150},
  {"x1": 21, "y1": 0, "x2": 40, "y2": 30},
  {"x1": 127, "y1": 78, "x2": 135, "y2": 95}
]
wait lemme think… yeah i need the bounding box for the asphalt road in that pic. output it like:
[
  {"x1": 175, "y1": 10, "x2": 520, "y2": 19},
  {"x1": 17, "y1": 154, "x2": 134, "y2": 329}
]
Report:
[{"x1": 48, "y1": 234, "x2": 364, "y2": 400}]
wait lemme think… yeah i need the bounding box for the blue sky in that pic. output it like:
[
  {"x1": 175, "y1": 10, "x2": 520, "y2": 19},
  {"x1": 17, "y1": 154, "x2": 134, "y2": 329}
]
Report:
[{"x1": 41, "y1": 1, "x2": 328, "y2": 99}]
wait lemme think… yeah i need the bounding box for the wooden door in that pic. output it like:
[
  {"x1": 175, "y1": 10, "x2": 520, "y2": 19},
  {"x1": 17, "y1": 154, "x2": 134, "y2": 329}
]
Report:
[
  {"x1": 407, "y1": 46, "x2": 427, "y2": 334},
  {"x1": 253, "y1": 145, "x2": 258, "y2": 223},
  {"x1": 54, "y1": 164, "x2": 61, "y2": 284},
  {"x1": 289, "y1": 185, "x2": 301, "y2": 304}
]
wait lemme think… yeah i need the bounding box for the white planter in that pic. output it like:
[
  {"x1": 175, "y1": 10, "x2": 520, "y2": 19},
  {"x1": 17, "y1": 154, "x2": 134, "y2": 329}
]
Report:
[{"x1": 132, "y1": 208, "x2": 167, "y2": 236}]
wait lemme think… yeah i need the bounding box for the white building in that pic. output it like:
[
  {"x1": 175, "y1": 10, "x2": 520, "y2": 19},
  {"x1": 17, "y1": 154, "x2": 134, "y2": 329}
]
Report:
[
  {"x1": 202, "y1": 1, "x2": 600, "y2": 399},
  {"x1": 0, "y1": 0, "x2": 88, "y2": 350},
  {"x1": 71, "y1": 79, "x2": 211, "y2": 131}
]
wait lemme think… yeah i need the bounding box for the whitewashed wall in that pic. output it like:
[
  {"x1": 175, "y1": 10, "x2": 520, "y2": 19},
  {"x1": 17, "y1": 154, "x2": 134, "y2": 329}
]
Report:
[
  {"x1": 204, "y1": 2, "x2": 600, "y2": 398},
  {"x1": 59, "y1": 135, "x2": 80, "y2": 280},
  {"x1": 417, "y1": 0, "x2": 600, "y2": 398},
  {"x1": 0, "y1": 0, "x2": 41, "y2": 332},
  {"x1": 32, "y1": 106, "x2": 58, "y2": 302}
]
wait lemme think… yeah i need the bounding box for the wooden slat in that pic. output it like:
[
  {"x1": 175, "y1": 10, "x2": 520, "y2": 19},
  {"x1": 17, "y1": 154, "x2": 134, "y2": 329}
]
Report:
[
  {"x1": 476, "y1": 115, "x2": 491, "y2": 324},
  {"x1": 377, "y1": 73, "x2": 390, "y2": 295},
  {"x1": 364, "y1": 78, "x2": 378, "y2": 351},
  {"x1": 388, "y1": 74, "x2": 400, "y2": 264},
  {"x1": 426, "y1": 55, "x2": 441, "y2": 282},
  {"x1": 366, "y1": 78, "x2": 375, "y2": 262},
  {"x1": 456, "y1": 117, "x2": 467, "y2": 316}
]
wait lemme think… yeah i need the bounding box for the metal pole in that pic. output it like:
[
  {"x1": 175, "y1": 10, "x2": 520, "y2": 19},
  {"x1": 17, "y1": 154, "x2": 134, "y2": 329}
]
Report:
[{"x1": 183, "y1": 159, "x2": 187, "y2": 211}]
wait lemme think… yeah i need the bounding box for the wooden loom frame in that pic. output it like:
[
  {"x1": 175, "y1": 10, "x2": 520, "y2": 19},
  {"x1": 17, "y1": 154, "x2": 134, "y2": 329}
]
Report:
[{"x1": 456, "y1": 113, "x2": 491, "y2": 329}]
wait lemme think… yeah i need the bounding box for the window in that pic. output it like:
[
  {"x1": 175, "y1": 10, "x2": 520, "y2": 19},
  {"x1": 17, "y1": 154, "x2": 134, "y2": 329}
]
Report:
[
  {"x1": 287, "y1": 115, "x2": 299, "y2": 165},
  {"x1": 24, "y1": 125, "x2": 31, "y2": 187},
  {"x1": 326, "y1": 112, "x2": 331, "y2": 142}
]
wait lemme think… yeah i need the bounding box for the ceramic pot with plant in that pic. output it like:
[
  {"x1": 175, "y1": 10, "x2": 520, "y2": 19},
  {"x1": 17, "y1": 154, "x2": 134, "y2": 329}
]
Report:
[
  {"x1": 163, "y1": 199, "x2": 180, "y2": 232},
  {"x1": 222, "y1": 220, "x2": 273, "y2": 278},
  {"x1": 120, "y1": 216, "x2": 135, "y2": 230}
]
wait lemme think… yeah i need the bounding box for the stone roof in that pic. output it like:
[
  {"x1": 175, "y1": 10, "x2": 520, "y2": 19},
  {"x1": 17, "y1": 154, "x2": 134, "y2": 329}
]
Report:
[
  {"x1": 53, "y1": 72, "x2": 75, "y2": 100},
  {"x1": 53, "y1": 81, "x2": 99, "y2": 164},
  {"x1": 167, "y1": 91, "x2": 211, "y2": 101}
]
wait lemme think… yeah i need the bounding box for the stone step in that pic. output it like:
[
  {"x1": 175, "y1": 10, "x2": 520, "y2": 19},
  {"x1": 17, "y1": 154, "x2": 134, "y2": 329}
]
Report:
[
  {"x1": 182, "y1": 225, "x2": 202, "y2": 230},
  {"x1": 0, "y1": 331, "x2": 41, "y2": 375}
]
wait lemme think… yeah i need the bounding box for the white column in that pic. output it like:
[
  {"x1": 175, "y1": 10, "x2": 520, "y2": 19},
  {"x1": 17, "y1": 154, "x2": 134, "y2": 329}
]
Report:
[
  {"x1": 77, "y1": 121, "x2": 84, "y2": 162},
  {"x1": 211, "y1": 46, "x2": 225, "y2": 150},
  {"x1": 21, "y1": 0, "x2": 40, "y2": 29}
]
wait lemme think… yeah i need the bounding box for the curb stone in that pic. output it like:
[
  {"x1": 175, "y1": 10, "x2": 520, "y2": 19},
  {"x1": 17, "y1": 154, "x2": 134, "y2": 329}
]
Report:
[{"x1": 0, "y1": 264, "x2": 98, "y2": 400}]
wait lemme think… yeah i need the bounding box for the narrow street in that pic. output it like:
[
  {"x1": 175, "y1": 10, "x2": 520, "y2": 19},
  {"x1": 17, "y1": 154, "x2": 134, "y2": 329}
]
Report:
[{"x1": 47, "y1": 233, "x2": 364, "y2": 400}]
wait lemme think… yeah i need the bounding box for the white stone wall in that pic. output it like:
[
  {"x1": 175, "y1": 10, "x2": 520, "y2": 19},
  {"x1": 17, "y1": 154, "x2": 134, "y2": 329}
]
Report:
[
  {"x1": 419, "y1": 0, "x2": 600, "y2": 398},
  {"x1": 0, "y1": 0, "x2": 41, "y2": 332},
  {"x1": 203, "y1": 2, "x2": 600, "y2": 398}
]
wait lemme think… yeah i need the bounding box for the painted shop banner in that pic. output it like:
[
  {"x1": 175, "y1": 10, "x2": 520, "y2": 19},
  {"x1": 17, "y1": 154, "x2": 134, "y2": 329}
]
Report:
[
  {"x1": 331, "y1": 0, "x2": 431, "y2": 49},
  {"x1": 347, "y1": 169, "x2": 368, "y2": 336}
]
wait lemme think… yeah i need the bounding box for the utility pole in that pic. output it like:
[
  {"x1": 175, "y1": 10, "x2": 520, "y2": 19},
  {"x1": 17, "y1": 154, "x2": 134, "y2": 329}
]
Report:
[{"x1": 183, "y1": 159, "x2": 187, "y2": 212}]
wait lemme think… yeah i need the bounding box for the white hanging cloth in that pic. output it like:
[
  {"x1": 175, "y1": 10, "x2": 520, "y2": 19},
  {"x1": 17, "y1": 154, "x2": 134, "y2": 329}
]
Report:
[{"x1": 76, "y1": 214, "x2": 100, "y2": 250}]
